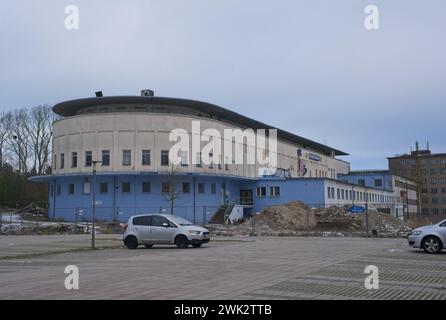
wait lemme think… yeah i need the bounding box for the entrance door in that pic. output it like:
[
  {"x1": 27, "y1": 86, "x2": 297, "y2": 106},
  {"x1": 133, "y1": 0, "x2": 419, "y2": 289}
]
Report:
[{"x1": 239, "y1": 190, "x2": 253, "y2": 205}]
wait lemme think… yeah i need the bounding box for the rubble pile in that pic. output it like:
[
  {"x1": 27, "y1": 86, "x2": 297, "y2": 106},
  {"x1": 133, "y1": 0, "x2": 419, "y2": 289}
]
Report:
[
  {"x1": 208, "y1": 202, "x2": 411, "y2": 238},
  {"x1": 0, "y1": 221, "x2": 97, "y2": 235},
  {"x1": 314, "y1": 206, "x2": 362, "y2": 231}
]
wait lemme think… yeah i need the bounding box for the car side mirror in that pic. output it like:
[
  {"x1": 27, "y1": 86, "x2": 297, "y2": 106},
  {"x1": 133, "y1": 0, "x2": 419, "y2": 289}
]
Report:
[{"x1": 162, "y1": 222, "x2": 169, "y2": 227}]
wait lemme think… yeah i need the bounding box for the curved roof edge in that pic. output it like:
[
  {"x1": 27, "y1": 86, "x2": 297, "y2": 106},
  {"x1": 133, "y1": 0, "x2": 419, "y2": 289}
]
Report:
[{"x1": 52, "y1": 96, "x2": 348, "y2": 156}]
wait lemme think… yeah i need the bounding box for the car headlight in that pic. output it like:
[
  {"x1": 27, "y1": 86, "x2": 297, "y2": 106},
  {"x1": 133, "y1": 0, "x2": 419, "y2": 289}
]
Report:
[
  {"x1": 411, "y1": 230, "x2": 422, "y2": 236},
  {"x1": 188, "y1": 230, "x2": 201, "y2": 235}
]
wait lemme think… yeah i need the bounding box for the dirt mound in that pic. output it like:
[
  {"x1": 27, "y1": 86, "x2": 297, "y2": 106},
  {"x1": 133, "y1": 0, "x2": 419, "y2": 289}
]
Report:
[
  {"x1": 209, "y1": 203, "x2": 410, "y2": 237},
  {"x1": 356, "y1": 210, "x2": 409, "y2": 236},
  {"x1": 231, "y1": 201, "x2": 316, "y2": 235}
]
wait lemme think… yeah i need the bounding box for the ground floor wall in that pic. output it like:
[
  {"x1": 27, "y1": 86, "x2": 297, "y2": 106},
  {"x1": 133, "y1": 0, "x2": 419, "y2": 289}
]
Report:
[{"x1": 44, "y1": 174, "x2": 408, "y2": 223}]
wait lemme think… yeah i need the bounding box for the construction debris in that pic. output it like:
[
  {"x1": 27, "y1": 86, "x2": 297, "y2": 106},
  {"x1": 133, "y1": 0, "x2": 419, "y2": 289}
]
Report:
[{"x1": 207, "y1": 202, "x2": 410, "y2": 238}]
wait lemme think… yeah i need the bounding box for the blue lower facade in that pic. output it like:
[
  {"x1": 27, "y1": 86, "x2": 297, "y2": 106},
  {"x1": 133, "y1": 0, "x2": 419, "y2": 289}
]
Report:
[{"x1": 36, "y1": 173, "x2": 331, "y2": 224}]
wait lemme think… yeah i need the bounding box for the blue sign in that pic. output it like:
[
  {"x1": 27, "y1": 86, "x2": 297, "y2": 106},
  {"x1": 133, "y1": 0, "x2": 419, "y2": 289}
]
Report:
[
  {"x1": 309, "y1": 153, "x2": 321, "y2": 162},
  {"x1": 348, "y1": 205, "x2": 365, "y2": 213}
]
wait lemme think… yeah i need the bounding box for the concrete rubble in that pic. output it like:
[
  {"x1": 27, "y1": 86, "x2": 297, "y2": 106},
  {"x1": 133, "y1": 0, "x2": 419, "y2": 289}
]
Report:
[{"x1": 207, "y1": 201, "x2": 411, "y2": 238}]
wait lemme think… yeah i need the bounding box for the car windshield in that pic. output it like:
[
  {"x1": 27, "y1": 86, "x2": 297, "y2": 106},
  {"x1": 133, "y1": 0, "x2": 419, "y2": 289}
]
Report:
[{"x1": 168, "y1": 216, "x2": 194, "y2": 226}]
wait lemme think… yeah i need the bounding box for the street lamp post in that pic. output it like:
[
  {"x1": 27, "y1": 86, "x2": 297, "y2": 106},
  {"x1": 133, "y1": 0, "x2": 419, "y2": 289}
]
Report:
[
  {"x1": 91, "y1": 160, "x2": 101, "y2": 249},
  {"x1": 365, "y1": 187, "x2": 369, "y2": 238}
]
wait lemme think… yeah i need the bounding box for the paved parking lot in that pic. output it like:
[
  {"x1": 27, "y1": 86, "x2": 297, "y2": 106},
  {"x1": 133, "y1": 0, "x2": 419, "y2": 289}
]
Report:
[{"x1": 0, "y1": 234, "x2": 445, "y2": 299}]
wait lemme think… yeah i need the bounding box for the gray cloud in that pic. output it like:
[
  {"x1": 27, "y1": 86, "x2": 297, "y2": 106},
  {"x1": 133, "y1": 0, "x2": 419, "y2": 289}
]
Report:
[{"x1": 1, "y1": 0, "x2": 445, "y2": 169}]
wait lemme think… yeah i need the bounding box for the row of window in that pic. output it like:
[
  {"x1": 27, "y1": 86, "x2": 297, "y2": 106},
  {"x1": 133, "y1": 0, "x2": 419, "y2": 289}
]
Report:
[
  {"x1": 421, "y1": 187, "x2": 446, "y2": 194},
  {"x1": 51, "y1": 181, "x2": 218, "y2": 196},
  {"x1": 356, "y1": 179, "x2": 383, "y2": 187},
  {"x1": 420, "y1": 168, "x2": 446, "y2": 175},
  {"x1": 421, "y1": 208, "x2": 446, "y2": 215},
  {"x1": 55, "y1": 150, "x2": 231, "y2": 170},
  {"x1": 400, "y1": 159, "x2": 446, "y2": 165},
  {"x1": 327, "y1": 186, "x2": 393, "y2": 203},
  {"x1": 421, "y1": 197, "x2": 446, "y2": 205},
  {"x1": 255, "y1": 186, "x2": 281, "y2": 197},
  {"x1": 421, "y1": 177, "x2": 446, "y2": 185}
]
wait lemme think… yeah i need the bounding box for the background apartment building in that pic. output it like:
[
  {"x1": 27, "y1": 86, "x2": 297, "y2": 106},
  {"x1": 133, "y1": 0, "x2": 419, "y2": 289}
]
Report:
[{"x1": 388, "y1": 144, "x2": 446, "y2": 219}]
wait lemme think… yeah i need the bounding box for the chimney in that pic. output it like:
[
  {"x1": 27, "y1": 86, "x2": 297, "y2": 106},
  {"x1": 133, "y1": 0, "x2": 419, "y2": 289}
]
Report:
[{"x1": 141, "y1": 89, "x2": 154, "y2": 97}]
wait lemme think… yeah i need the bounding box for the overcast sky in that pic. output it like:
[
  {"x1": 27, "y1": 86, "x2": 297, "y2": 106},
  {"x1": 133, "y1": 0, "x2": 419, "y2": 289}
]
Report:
[{"x1": 1, "y1": 0, "x2": 445, "y2": 169}]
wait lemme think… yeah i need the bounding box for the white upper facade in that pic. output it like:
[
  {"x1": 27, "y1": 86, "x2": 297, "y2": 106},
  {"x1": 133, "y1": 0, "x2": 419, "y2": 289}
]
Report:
[{"x1": 51, "y1": 96, "x2": 350, "y2": 179}]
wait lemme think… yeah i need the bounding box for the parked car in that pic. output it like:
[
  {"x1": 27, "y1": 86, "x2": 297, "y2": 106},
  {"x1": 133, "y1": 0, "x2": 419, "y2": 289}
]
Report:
[
  {"x1": 408, "y1": 219, "x2": 446, "y2": 254},
  {"x1": 123, "y1": 214, "x2": 210, "y2": 249}
]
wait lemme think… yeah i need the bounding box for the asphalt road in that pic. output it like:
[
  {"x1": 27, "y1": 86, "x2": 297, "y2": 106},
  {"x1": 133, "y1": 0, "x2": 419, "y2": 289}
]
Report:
[{"x1": 0, "y1": 234, "x2": 445, "y2": 299}]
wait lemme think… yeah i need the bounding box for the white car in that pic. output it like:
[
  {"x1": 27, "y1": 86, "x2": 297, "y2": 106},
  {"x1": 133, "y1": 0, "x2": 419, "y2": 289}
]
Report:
[
  {"x1": 408, "y1": 219, "x2": 446, "y2": 254},
  {"x1": 123, "y1": 214, "x2": 210, "y2": 249}
]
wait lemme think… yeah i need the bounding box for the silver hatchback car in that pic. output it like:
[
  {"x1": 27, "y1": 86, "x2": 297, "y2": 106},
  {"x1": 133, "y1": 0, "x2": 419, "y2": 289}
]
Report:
[
  {"x1": 408, "y1": 219, "x2": 446, "y2": 254},
  {"x1": 123, "y1": 214, "x2": 210, "y2": 249}
]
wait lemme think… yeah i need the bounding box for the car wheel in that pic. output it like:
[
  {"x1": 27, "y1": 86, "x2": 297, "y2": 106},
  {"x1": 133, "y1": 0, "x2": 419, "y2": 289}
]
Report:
[
  {"x1": 144, "y1": 244, "x2": 153, "y2": 248},
  {"x1": 192, "y1": 243, "x2": 202, "y2": 248},
  {"x1": 175, "y1": 235, "x2": 189, "y2": 249},
  {"x1": 125, "y1": 236, "x2": 138, "y2": 249},
  {"x1": 422, "y1": 236, "x2": 442, "y2": 254}
]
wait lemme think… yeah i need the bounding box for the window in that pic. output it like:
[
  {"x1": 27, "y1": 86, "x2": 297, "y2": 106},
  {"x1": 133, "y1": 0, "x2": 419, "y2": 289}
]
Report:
[
  {"x1": 431, "y1": 188, "x2": 438, "y2": 194},
  {"x1": 161, "y1": 182, "x2": 170, "y2": 193},
  {"x1": 71, "y1": 152, "x2": 77, "y2": 168},
  {"x1": 82, "y1": 177, "x2": 90, "y2": 194},
  {"x1": 122, "y1": 150, "x2": 131, "y2": 166},
  {"x1": 85, "y1": 151, "x2": 92, "y2": 167},
  {"x1": 180, "y1": 151, "x2": 188, "y2": 166},
  {"x1": 358, "y1": 179, "x2": 365, "y2": 186},
  {"x1": 337, "y1": 189, "x2": 340, "y2": 199},
  {"x1": 209, "y1": 152, "x2": 214, "y2": 169},
  {"x1": 430, "y1": 168, "x2": 438, "y2": 175},
  {"x1": 341, "y1": 189, "x2": 345, "y2": 200},
  {"x1": 182, "y1": 182, "x2": 190, "y2": 193},
  {"x1": 56, "y1": 184, "x2": 61, "y2": 196},
  {"x1": 100, "y1": 182, "x2": 108, "y2": 194},
  {"x1": 432, "y1": 197, "x2": 439, "y2": 204},
  {"x1": 161, "y1": 150, "x2": 169, "y2": 166},
  {"x1": 122, "y1": 182, "x2": 131, "y2": 193},
  {"x1": 270, "y1": 186, "x2": 280, "y2": 197},
  {"x1": 68, "y1": 183, "x2": 75, "y2": 195},
  {"x1": 421, "y1": 188, "x2": 428, "y2": 194},
  {"x1": 142, "y1": 150, "x2": 151, "y2": 166},
  {"x1": 431, "y1": 178, "x2": 437, "y2": 184},
  {"x1": 151, "y1": 215, "x2": 169, "y2": 227},
  {"x1": 102, "y1": 150, "x2": 110, "y2": 166},
  {"x1": 257, "y1": 186, "x2": 267, "y2": 197},
  {"x1": 421, "y1": 197, "x2": 428, "y2": 204},
  {"x1": 60, "y1": 153, "x2": 64, "y2": 169},
  {"x1": 198, "y1": 183, "x2": 205, "y2": 194},
  {"x1": 211, "y1": 183, "x2": 216, "y2": 194},
  {"x1": 133, "y1": 216, "x2": 151, "y2": 226},
  {"x1": 195, "y1": 152, "x2": 202, "y2": 167},
  {"x1": 374, "y1": 179, "x2": 382, "y2": 187},
  {"x1": 142, "y1": 182, "x2": 151, "y2": 193}
]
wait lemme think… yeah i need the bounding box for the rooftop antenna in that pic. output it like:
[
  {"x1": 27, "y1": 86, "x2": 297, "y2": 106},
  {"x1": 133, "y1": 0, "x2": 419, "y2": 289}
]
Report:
[{"x1": 426, "y1": 140, "x2": 430, "y2": 151}]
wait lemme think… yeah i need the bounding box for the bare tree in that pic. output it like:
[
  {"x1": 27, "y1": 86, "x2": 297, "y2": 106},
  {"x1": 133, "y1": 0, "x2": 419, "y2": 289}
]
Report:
[
  {"x1": 162, "y1": 165, "x2": 182, "y2": 215},
  {"x1": 0, "y1": 113, "x2": 10, "y2": 171},
  {"x1": 4, "y1": 109, "x2": 31, "y2": 174},
  {"x1": 26, "y1": 105, "x2": 55, "y2": 174}
]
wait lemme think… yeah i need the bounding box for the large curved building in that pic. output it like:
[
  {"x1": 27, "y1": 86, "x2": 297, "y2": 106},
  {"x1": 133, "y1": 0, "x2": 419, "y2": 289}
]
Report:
[{"x1": 31, "y1": 91, "x2": 362, "y2": 223}]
